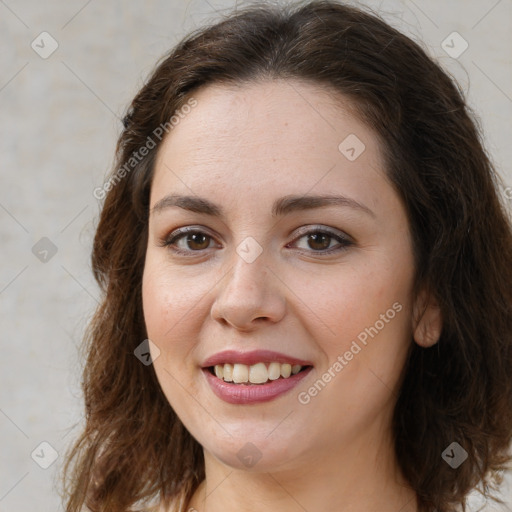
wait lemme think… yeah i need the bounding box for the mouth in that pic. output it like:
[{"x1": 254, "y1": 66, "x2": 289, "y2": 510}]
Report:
[
  {"x1": 207, "y1": 362, "x2": 312, "y2": 385},
  {"x1": 201, "y1": 350, "x2": 314, "y2": 404}
]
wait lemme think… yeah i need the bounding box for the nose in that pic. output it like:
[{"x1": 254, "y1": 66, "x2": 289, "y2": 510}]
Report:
[{"x1": 210, "y1": 248, "x2": 286, "y2": 331}]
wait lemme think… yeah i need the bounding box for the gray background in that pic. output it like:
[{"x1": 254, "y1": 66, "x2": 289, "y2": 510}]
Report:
[{"x1": 0, "y1": 0, "x2": 511, "y2": 510}]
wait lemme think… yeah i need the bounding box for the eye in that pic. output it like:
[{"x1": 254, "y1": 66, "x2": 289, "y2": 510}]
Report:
[
  {"x1": 160, "y1": 228, "x2": 218, "y2": 255},
  {"x1": 159, "y1": 225, "x2": 353, "y2": 257},
  {"x1": 288, "y1": 226, "x2": 353, "y2": 254}
]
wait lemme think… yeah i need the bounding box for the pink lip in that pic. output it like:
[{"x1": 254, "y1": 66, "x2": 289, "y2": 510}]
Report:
[
  {"x1": 201, "y1": 350, "x2": 313, "y2": 368},
  {"x1": 203, "y1": 366, "x2": 313, "y2": 405}
]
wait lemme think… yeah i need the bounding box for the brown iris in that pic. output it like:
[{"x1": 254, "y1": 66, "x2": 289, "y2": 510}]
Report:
[
  {"x1": 186, "y1": 233, "x2": 211, "y2": 250},
  {"x1": 307, "y1": 232, "x2": 331, "y2": 251}
]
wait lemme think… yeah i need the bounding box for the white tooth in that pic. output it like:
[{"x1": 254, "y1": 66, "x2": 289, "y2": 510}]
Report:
[
  {"x1": 280, "y1": 363, "x2": 292, "y2": 378},
  {"x1": 214, "y1": 365, "x2": 224, "y2": 379},
  {"x1": 291, "y1": 364, "x2": 302, "y2": 375},
  {"x1": 223, "y1": 363, "x2": 233, "y2": 382},
  {"x1": 232, "y1": 363, "x2": 249, "y2": 383},
  {"x1": 249, "y1": 362, "x2": 269, "y2": 384},
  {"x1": 268, "y1": 362, "x2": 281, "y2": 380}
]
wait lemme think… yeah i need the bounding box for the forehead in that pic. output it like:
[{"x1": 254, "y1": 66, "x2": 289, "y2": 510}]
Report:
[{"x1": 151, "y1": 79, "x2": 387, "y2": 209}]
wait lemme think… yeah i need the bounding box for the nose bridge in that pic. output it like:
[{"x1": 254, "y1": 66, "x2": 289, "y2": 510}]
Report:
[
  {"x1": 211, "y1": 236, "x2": 285, "y2": 328},
  {"x1": 224, "y1": 238, "x2": 269, "y2": 303},
  {"x1": 225, "y1": 223, "x2": 269, "y2": 285}
]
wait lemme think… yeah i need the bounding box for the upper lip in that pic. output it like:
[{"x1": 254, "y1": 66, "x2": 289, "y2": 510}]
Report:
[{"x1": 201, "y1": 350, "x2": 313, "y2": 368}]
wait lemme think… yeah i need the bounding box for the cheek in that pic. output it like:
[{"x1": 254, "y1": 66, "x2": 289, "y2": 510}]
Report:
[
  {"x1": 293, "y1": 270, "x2": 413, "y2": 440},
  {"x1": 303, "y1": 253, "x2": 414, "y2": 391},
  {"x1": 141, "y1": 259, "x2": 207, "y2": 410},
  {"x1": 143, "y1": 256, "x2": 206, "y2": 338},
  {"x1": 306, "y1": 262, "x2": 410, "y2": 340},
  {"x1": 142, "y1": 264, "x2": 176, "y2": 339},
  {"x1": 142, "y1": 255, "x2": 221, "y2": 377},
  {"x1": 142, "y1": 263, "x2": 191, "y2": 377}
]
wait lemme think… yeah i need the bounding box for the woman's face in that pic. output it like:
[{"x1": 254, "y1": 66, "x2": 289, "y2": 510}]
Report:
[{"x1": 142, "y1": 79, "x2": 418, "y2": 473}]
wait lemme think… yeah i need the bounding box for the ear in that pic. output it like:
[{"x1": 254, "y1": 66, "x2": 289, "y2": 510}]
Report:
[{"x1": 412, "y1": 287, "x2": 443, "y2": 347}]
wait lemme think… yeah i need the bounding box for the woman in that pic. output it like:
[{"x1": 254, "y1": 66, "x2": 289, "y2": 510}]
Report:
[{"x1": 62, "y1": 1, "x2": 512, "y2": 511}]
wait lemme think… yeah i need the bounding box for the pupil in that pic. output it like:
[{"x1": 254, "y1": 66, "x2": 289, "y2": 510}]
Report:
[
  {"x1": 189, "y1": 233, "x2": 209, "y2": 250},
  {"x1": 308, "y1": 233, "x2": 330, "y2": 250}
]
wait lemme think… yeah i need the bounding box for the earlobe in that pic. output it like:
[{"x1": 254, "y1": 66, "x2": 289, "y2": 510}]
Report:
[{"x1": 413, "y1": 288, "x2": 443, "y2": 347}]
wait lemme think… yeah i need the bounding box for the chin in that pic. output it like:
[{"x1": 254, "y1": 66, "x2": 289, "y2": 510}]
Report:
[{"x1": 200, "y1": 429, "x2": 304, "y2": 473}]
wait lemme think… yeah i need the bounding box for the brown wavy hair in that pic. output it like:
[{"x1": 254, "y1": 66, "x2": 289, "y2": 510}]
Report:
[{"x1": 62, "y1": 1, "x2": 512, "y2": 511}]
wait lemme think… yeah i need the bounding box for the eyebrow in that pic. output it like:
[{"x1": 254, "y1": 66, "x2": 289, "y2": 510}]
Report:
[{"x1": 150, "y1": 193, "x2": 375, "y2": 218}]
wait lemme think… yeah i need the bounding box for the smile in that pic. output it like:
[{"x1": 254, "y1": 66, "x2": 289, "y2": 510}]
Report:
[
  {"x1": 210, "y1": 362, "x2": 307, "y2": 384},
  {"x1": 201, "y1": 350, "x2": 314, "y2": 404}
]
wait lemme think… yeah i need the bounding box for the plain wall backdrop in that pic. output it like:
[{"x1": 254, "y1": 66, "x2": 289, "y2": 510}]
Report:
[{"x1": 1, "y1": 0, "x2": 511, "y2": 510}]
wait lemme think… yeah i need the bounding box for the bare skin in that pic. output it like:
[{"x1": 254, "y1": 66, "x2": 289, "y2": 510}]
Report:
[{"x1": 142, "y1": 79, "x2": 442, "y2": 512}]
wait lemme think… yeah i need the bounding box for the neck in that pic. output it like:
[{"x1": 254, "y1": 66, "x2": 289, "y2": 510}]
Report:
[{"x1": 186, "y1": 429, "x2": 418, "y2": 512}]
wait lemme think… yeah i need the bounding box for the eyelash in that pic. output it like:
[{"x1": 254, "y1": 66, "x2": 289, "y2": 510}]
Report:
[{"x1": 159, "y1": 225, "x2": 354, "y2": 257}]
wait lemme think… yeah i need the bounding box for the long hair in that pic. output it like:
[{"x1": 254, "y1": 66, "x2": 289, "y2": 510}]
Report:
[{"x1": 62, "y1": 1, "x2": 512, "y2": 511}]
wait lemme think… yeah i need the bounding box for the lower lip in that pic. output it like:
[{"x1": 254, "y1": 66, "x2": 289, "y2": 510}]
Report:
[{"x1": 203, "y1": 367, "x2": 313, "y2": 405}]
